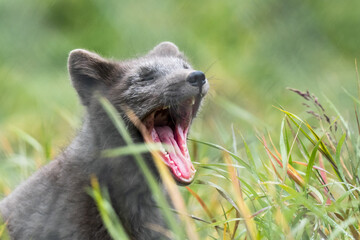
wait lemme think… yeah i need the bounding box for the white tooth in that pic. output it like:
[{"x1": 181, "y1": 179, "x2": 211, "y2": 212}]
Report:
[
  {"x1": 191, "y1": 97, "x2": 195, "y2": 105},
  {"x1": 162, "y1": 106, "x2": 169, "y2": 110}
]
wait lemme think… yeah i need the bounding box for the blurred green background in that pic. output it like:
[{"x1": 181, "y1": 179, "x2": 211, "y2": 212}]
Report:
[{"x1": 1, "y1": 0, "x2": 360, "y2": 191}]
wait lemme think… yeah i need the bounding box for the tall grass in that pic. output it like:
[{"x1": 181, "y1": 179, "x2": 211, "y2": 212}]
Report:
[
  {"x1": 90, "y1": 87, "x2": 360, "y2": 239},
  {"x1": 2, "y1": 87, "x2": 360, "y2": 239},
  {"x1": 184, "y1": 88, "x2": 360, "y2": 239}
]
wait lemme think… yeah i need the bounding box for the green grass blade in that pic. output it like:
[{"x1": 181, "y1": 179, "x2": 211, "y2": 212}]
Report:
[
  {"x1": 102, "y1": 143, "x2": 166, "y2": 158},
  {"x1": 241, "y1": 135, "x2": 256, "y2": 172},
  {"x1": 189, "y1": 138, "x2": 252, "y2": 172},
  {"x1": 305, "y1": 138, "x2": 322, "y2": 185},
  {"x1": 197, "y1": 218, "x2": 244, "y2": 231},
  {"x1": 291, "y1": 218, "x2": 309, "y2": 239},
  {"x1": 12, "y1": 128, "x2": 43, "y2": 154},
  {"x1": 335, "y1": 133, "x2": 346, "y2": 180},
  {"x1": 238, "y1": 177, "x2": 267, "y2": 207},
  {"x1": 231, "y1": 124, "x2": 238, "y2": 155},
  {"x1": 328, "y1": 217, "x2": 356, "y2": 240},
  {"x1": 279, "y1": 184, "x2": 354, "y2": 239},
  {"x1": 88, "y1": 178, "x2": 130, "y2": 240},
  {"x1": 279, "y1": 109, "x2": 316, "y2": 146},
  {"x1": 194, "y1": 162, "x2": 245, "y2": 169},
  {"x1": 279, "y1": 109, "x2": 345, "y2": 184},
  {"x1": 195, "y1": 180, "x2": 240, "y2": 214},
  {"x1": 99, "y1": 97, "x2": 183, "y2": 239},
  {"x1": 284, "y1": 126, "x2": 293, "y2": 165},
  {"x1": 297, "y1": 135, "x2": 310, "y2": 160},
  {"x1": 279, "y1": 117, "x2": 288, "y2": 180}
]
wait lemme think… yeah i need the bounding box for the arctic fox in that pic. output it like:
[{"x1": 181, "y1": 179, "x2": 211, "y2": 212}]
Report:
[{"x1": 0, "y1": 42, "x2": 209, "y2": 240}]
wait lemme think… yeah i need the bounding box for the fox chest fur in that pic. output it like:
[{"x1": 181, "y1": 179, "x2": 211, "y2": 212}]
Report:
[{"x1": 0, "y1": 42, "x2": 208, "y2": 240}]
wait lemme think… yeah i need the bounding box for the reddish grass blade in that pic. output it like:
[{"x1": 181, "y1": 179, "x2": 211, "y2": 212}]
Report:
[
  {"x1": 260, "y1": 136, "x2": 324, "y2": 203},
  {"x1": 292, "y1": 161, "x2": 331, "y2": 173},
  {"x1": 186, "y1": 186, "x2": 222, "y2": 235},
  {"x1": 318, "y1": 154, "x2": 332, "y2": 205}
]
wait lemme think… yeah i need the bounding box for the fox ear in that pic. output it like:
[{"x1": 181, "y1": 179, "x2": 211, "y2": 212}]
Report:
[
  {"x1": 148, "y1": 41, "x2": 181, "y2": 57},
  {"x1": 68, "y1": 49, "x2": 119, "y2": 106}
]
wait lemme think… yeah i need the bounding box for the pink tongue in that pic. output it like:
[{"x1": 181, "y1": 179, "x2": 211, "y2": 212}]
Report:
[{"x1": 155, "y1": 125, "x2": 194, "y2": 180}]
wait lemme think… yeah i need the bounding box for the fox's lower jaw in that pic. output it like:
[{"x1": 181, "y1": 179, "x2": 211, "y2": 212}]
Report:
[{"x1": 141, "y1": 96, "x2": 198, "y2": 184}]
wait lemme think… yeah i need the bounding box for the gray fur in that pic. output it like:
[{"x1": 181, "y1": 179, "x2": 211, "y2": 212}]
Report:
[{"x1": 0, "y1": 42, "x2": 208, "y2": 240}]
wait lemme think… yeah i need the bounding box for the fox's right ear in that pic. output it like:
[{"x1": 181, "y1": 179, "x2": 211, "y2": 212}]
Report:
[
  {"x1": 148, "y1": 41, "x2": 181, "y2": 57},
  {"x1": 68, "y1": 49, "x2": 120, "y2": 106}
]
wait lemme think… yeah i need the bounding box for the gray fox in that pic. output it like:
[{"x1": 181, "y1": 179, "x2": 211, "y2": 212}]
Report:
[{"x1": 0, "y1": 42, "x2": 209, "y2": 240}]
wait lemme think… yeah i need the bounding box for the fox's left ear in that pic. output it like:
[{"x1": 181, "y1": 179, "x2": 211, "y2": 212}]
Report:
[
  {"x1": 148, "y1": 41, "x2": 182, "y2": 57},
  {"x1": 68, "y1": 49, "x2": 120, "y2": 106}
]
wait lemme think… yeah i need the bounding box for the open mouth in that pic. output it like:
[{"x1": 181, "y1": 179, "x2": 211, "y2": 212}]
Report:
[{"x1": 141, "y1": 97, "x2": 199, "y2": 184}]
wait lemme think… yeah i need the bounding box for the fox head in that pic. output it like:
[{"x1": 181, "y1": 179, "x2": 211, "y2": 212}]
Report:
[{"x1": 68, "y1": 42, "x2": 209, "y2": 184}]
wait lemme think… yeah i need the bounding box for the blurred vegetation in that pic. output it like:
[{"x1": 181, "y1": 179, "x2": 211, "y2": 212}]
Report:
[
  {"x1": 1, "y1": 0, "x2": 360, "y2": 239},
  {"x1": 1, "y1": 0, "x2": 360, "y2": 139}
]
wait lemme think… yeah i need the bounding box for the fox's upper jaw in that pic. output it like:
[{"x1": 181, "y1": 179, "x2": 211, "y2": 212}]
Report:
[{"x1": 68, "y1": 42, "x2": 209, "y2": 185}]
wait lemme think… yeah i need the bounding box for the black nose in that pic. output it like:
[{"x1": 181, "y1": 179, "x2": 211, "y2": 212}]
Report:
[{"x1": 187, "y1": 71, "x2": 206, "y2": 87}]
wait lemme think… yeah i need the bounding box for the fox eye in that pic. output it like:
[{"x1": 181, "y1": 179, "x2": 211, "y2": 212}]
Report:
[
  {"x1": 140, "y1": 68, "x2": 156, "y2": 81},
  {"x1": 141, "y1": 74, "x2": 155, "y2": 81}
]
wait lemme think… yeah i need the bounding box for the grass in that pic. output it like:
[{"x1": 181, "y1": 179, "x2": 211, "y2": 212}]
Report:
[
  {"x1": 2, "y1": 90, "x2": 360, "y2": 240},
  {"x1": 91, "y1": 86, "x2": 360, "y2": 239}
]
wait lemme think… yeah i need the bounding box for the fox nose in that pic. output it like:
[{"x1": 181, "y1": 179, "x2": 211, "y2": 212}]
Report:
[{"x1": 187, "y1": 71, "x2": 207, "y2": 87}]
